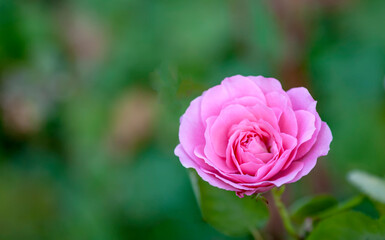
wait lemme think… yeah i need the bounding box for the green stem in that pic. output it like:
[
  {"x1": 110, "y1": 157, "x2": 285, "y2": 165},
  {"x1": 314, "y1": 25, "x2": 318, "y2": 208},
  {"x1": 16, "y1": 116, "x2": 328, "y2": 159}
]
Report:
[
  {"x1": 249, "y1": 227, "x2": 264, "y2": 240},
  {"x1": 272, "y1": 187, "x2": 300, "y2": 240}
]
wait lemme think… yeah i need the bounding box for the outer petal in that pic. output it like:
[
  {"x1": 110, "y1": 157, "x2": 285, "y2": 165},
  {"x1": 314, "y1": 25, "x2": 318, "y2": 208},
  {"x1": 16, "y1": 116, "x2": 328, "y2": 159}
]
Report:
[
  {"x1": 295, "y1": 110, "x2": 316, "y2": 145},
  {"x1": 296, "y1": 107, "x2": 321, "y2": 159},
  {"x1": 201, "y1": 117, "x2": 237, "y2": 173},
  {"x1": 248, "y1": 76, "x2": 283, "y2": 94},
  {"x1": 222, "y1": 75, "x2": 266, "y2": 101},
  {"x1": 289, "y1": 122, "x2": 332, "y2": 183},
  {"x1": 175, "y1": 145, "x2": 239, "y2": 191},
  {"x1": 243, "y1": 161, "x2": 304, "y2": 187},
  {"x1": 238, "y1": 185, "x2": 275, "y2": 197},
  {"x1": 265, "y1": 91, "x2": 297, "y2": 136},
  {"x1": 240, "y1": 162, "x2": 261, "y2": 175},
  {"x1": 179, "y1": 96, "x2": 205, "y2": 159},
  {"x1": 200, "y1": 75, "x2": 266, "y2": 124},
  {"x1": 287, "y1": 87, "x2": 316, "y2": 111},
  {"x1": 287, "y1": 87, "x2": 322, "y2": 159},
  {"x1": 232, "y1": 161, "x2": 305, "y2": 197}
]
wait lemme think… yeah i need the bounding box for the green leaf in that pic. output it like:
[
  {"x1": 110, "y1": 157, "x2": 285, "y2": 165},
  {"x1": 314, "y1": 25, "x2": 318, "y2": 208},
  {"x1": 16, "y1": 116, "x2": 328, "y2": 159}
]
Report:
[
  {"x1": 290, "y1": 195, "x2": 365, "y2": 238},
  {"x1": 317, "y1": 195, "x2": 364, "y2": 219},
  {"x1": 348, "y1": 170, "x2": 385, "y2": 204},
  {"x1": 189, "y1": 170, "x2": 269, "y2": 237},
  {"x1": 290, "y1": 195, "x2": 338, "y2": 223},
  {"x1": 374, "y1": 203, "x2": 385, "y2": 216},
  {"x1": 307, "y1": 211, "x2": 385, "y2": 240}
]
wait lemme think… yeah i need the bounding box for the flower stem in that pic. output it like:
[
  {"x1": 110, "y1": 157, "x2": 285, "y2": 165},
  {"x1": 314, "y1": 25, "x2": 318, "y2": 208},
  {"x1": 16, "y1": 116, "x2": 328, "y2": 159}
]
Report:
[
  {"x1": 272, "y1": 186, "x2": 300, "y2": 240},
  {"x1": 249, "y1": 227, "x2": 264, "y2": 240}
]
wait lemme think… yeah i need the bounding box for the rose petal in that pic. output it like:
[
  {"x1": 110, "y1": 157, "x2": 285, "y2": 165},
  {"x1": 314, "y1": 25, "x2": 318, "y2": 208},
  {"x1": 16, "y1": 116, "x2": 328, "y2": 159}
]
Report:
[
  {"x1": 265, "y1": 161, "x2": 304, "y2": 186},
  {"x1": 289, "y1": 122, "x2": 332, "y2": 183},
  {"x1": 201, "y1": 168, "x2": 255, "y2": 191},
  {"x1": 288, "y1": 87, "x2": 322, "y2": 159},
  {"x1": 295, "y1": 110, "x2": 316, "y2": 145},
  {"x1": 248, "y1": 76, "x2": 283, "y2": 94},
  {"x1": 258, "y1": 135, "x2": 297, "y2": 180},
  {"x1": 247, "y1": 103, "x2": 280, "y2": 130},
  {"x1": 240, "y1": 162, "x2": 261, "y2": 175},
  {"x1": 203, "y1": 117, "x2": 237, "y2": 173},
  {"x1": 227, "y1": 133, "x2": 244, "y2": 173},
  {"x1": 242, "y1": 161, "x2": 304, "y2": 187},
  {"x1": 175, "y1": 144, "x2": 239, "y2": 191},
  {"x1": 179, "y1": 96, "x2": 205, "y2": 159},
  {"x1": 222, "y1": 75, "x2": 266, "y2": 102},
  {"x1": 287, "y1": 87, "x2": 316, "y2": 111},
  {"x1": 209, "y1": 104, "x2": 256, "y2": 157},
  {"x1": 266, "y1": 91, "x2": 298, "y2": 136},
  {"x1": 201, "y1": 75, "x2": 266, "y2": 124}
]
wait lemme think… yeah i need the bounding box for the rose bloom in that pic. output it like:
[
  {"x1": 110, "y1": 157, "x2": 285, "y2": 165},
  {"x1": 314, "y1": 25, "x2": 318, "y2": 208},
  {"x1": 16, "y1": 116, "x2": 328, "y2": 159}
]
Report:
[{"x1": 175, "y1": 75, "x2": 332, "y2": 197}]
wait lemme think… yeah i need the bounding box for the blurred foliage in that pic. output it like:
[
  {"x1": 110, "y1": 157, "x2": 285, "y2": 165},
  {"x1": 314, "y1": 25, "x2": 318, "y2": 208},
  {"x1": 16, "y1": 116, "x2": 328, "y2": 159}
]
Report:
[
  {"x1": 348, "y1": 170, "x2": 385, "y2": 204},
  {"x1": 0, "y1": 0, "x2": 384, "y2": 239},
  {"x1": 307, "y1": 211, "x2": 385, "y2": 240},
  {"x1": 290, "y1": 195, "x2": 339, "y2": 223}
]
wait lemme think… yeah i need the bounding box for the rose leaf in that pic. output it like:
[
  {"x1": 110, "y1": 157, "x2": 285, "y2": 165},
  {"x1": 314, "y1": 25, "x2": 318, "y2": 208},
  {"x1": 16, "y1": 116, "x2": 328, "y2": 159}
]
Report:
[
  {"x1": 189, "y1": 170, "x2": 269, "y2": 237},
  {"x1": 307, "y1": 211, "x2": 385, "y2": 240}
]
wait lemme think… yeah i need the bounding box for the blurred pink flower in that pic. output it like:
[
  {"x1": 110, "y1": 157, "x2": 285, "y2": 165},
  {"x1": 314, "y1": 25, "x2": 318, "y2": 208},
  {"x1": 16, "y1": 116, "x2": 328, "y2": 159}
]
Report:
[{"x1": 175, "y1": 75, "x2": 332, "y2": 197}]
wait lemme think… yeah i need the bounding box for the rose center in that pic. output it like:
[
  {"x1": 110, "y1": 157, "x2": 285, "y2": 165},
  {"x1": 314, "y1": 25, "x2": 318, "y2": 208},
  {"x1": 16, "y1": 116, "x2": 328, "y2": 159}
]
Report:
[{"x1": 240, "y1": 133, "x2": 271, "y2": 155}]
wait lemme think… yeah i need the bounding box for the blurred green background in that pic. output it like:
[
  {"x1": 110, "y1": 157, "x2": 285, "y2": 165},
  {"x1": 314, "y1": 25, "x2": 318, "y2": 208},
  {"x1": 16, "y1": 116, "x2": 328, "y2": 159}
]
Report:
[{"x1": 0, "y1": 0, "x2": 384, "y2": 239}]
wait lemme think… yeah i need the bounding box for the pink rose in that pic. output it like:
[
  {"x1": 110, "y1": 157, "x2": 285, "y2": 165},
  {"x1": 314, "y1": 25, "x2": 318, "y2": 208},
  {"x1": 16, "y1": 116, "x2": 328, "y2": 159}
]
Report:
[{"x1": 175, "y1": 75, "x2": 332, "y2": 197}]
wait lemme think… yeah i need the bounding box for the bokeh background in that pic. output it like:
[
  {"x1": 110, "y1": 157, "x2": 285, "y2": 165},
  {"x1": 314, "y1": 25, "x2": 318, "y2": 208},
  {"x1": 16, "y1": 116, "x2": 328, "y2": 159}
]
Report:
[{"x1": 0, "y1": 0, "x2": 384, "y2": 239}]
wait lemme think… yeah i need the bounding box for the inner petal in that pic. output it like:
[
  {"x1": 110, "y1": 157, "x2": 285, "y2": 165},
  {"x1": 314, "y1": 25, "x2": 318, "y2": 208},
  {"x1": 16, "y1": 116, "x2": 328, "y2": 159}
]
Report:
[
  {"x1": 209, "y1": 104, "x2": 256, "y2": 157},
  {"x1": 247, "y1": 138, "x2": 268, "y2": 154},
  {"x1": 226, "y1": 119, "x2": 282, "y2": 176},
  {"x1": 240, "y1": 162, "x2": 262, "y2": 176}
]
